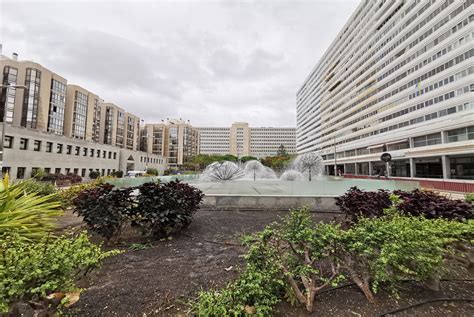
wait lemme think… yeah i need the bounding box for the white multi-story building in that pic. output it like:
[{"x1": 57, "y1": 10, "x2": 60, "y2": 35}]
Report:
[
  {"x1": 197, "y1": 122, "x2": 296, "y2": 158},
  {"x1": 297, "y1": 0, "x2": 474, "y2": 180}
]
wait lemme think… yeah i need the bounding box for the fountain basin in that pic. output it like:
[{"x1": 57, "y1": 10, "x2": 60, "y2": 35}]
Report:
[
  {"x1": 189, "y1": 179, "x2": 419, "y2": 211},
  {"x1": 106, "y1": 177, "x2": 419, "y2": 212}
]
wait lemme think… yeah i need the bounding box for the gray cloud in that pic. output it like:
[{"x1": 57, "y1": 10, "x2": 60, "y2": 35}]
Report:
[{"x1": 0, "y1": 0, "x2": 359, "y2": 127}]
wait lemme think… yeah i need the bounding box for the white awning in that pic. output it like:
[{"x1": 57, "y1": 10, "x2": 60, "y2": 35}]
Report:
[{"x1": 366, "y1": 143, "x2": 385, "y2": 149}]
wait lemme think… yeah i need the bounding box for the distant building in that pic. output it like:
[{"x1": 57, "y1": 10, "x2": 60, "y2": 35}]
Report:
[
  {"x1": 141, "y1": 119, "x2": 199, "y2": 168},
  {"x1": 0, "y1": 52, "x2": 165, "y2": 179},
  {"x1": 296, "y1": 0, "x2": 474, "y2": 179},
  {"x1": 197, "y1": 122, "x2": 296, "y2": 158}
]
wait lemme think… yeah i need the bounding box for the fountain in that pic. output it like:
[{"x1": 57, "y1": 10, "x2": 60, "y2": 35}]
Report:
[
  {"x1": 200, "y1": 161, "x2": 245, "y2": 181},
  {"x1": 292, "y1": 152, "x2": 324, "y2": 181},
  {"x1": 280, "y1": 169, "x2": 304, "y2": 181},
  {"x1": 243, "y1": 160, "x2": 277, "y2": 180},
  {"x1": 107, "y1": 151, "x2": 419, "y2": 212}
]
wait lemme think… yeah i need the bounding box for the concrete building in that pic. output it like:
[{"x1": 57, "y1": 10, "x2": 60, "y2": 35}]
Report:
[
  {"x1": 64, "y1": 84, "x2": 100, "y2": 141},
  {"x1": 141, "y1": 119, "x2": 199, "y2": 168},
  {"x1": 296, "y1": 0, "x2": 474, "y2": 179},
  {"x1": 197, "y1": 122, "x2": 296, "y2": 158},
  {"x1": 1, "y1": 125, "x2": 165, "y2": 180},
  {"x1": 0, "y1": 53, "x2": 68, "y2": 135},
  {"x1": 0, "y1": 52, "x2": 165, "y2": 179}
]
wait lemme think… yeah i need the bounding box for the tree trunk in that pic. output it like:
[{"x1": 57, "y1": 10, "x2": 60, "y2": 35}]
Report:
[
  {"x1": 306, "y1": 287, "x2": 317, "y2": 312},
  {"x1": 349, "y1": 272, "x2": 375, "y2": 303}
]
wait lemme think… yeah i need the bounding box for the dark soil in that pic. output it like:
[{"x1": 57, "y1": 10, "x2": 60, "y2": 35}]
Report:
[{"x1": 65, "y1": 209, "x2": 474, "y2": 317}]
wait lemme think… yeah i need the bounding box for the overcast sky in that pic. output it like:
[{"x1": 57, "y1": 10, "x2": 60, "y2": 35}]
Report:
[{"x1": 0, "y1": 0, "x2": 359, "y2": 127}]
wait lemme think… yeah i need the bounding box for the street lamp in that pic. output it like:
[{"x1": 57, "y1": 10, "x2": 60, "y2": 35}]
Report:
[{"x1": 0, "y1": 83, "x2": 27, "y2": 179}]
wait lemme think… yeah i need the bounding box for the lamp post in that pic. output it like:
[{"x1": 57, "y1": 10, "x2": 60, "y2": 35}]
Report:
[{"x1": 0, "y1": 83, "x2": 27, "y2": 179}]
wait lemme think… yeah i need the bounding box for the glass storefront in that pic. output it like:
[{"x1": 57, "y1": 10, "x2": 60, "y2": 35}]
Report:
[{"x1": 450, "y1": 156, "x2": 474, "y2": 180}]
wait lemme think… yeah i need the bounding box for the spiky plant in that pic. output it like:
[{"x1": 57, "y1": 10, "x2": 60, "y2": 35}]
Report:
[{"x1": 0, "y1": 174, "x2": 63, "y2": 241}]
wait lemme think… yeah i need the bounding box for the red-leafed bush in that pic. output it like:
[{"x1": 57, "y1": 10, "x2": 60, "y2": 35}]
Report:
[{"x1": 133, "y1": 180, "x2": 204, "y2": 238}]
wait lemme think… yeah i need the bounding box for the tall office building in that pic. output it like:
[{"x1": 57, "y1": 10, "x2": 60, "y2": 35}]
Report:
[
  {"x1": 197, "y1": 122, "x2": 296, "y2": 158},
  {"x1": 297, "y1": 0, "x2": 474, "y2": 179},
  {"x1": 141, "y1": 119, "x2": 199, "y2": 168}
]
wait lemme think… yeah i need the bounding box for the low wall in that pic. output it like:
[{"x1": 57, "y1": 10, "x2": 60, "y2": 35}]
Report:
[
  {"x1": 201, "y1": 195, "x2": 340, "y2": 212},
  {"x1": 343, "y1": 174, "x2": 474, "y2": 193}
]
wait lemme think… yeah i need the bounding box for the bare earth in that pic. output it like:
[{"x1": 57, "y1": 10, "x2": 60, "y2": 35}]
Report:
[{"x1": 62, "y1": 209, "x2": 474, "y2": 317}]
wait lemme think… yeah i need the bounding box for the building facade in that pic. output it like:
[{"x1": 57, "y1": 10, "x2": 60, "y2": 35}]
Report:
[
  {"x1": 141, "y1": 119, "x2": 199, "y2": 168},
  {"x1": 0, "y1": 53, "x2": 165, "y2": 179},
  {"x1": 197, "y1": 122, "x2": 296, "y2": 158},
  {"x1": 296, "y1": 0, "x2": 474, "y2": 179},
  {"x1": 1, "y1": 125, "x2": 165, "y2": 180}
]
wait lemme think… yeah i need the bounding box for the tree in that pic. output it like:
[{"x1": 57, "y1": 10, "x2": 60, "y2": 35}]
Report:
[
  {"x1": 276, "y1": 144, "x2": 288, "y2": 157},
  {"x1": 240, "y1": 155, "x2": 258, "y2": 163}
]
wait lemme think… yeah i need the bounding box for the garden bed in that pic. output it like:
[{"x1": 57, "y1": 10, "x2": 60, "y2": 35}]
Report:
[{"x1": 66, "y1": 210, "x2": 473, "y2": 316}]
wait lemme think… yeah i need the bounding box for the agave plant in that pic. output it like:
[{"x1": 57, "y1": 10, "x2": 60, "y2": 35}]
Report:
[{"x1": 0, "y1": 174, "x2": 63, "y2": 241}]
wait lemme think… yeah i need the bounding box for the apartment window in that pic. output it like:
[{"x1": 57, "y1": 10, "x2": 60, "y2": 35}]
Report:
[
  {"x1": 21, "y1": 68, "x2": 41, "y2": 129},
  {"x1": 446, "y1": 126, "x2": 474, "y2": 143},
  {"x1": 1, "y1": 66, "x2": 18, "y2": 124},
  {"x1": 33, "y1": 140, "x2": 41, "y2": 151},
  {"x1": 4, "y1": 136, "x2": 13, "y2": 149},
  {"x1": 108, "y1": 151, "x2": 112, "y2": 159},
  {"x1": 16, "y1": 167, "x2": 26, "y2": 179},
  {"x1": 66, "y1": 145, "x2": 72, "y2": 155},
  {"x1": 47, "y1": 79, "x2": 67, "y2": 135},
  {"x1": 83, "y1": 147, "x2": 88, "y2": 156},
  {"x1": 73, "y1": 168, "x2": 79, "y2": 175},
  {"x1": 55, "y1": 168, "x2": 61, "y2": 174},
  {"x1": 31, "y1": 167, "x2": 40, "y2": 178},
  {"x1": 90, "y1": 149, "x2": 95, "y2": 157},
  {"x1": 413, "y1": 133, "x2": 442, "y2": 148},
  {"x1": 387, "y1": 142, "x2": 409, "y2": 151},
  {"x1": 19, "y1": 138, "x2": 28, "y2": 150},
  {"x1": 81, "y1": 168, "x2": 86, "y2": 177},
  {"x1": 97, "y1": 149, "x2": 101, "y2": 158},
  {"x1": 113, "y1": 152, "x2": 117, "y2": 160},
  {"x1": 65, "y1": 168, "x2": 70, "y2": 174},
  {"x1": 72, "y1": 91, "x2": 88, "y2": 139},
  {"x1": 46, "y1": 142, "x2": 53, "y2": 153},
  {"x1": 57, "y1": 143, "x2": 63, "y2": 154},
  {"x1": 44, "y1": 168, "x2": 51, "y2": 174},
  {"x1": 75, "y1": 146, "x2": 80, "y2": 155}
]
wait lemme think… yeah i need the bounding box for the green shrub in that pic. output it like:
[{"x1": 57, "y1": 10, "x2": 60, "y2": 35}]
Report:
[
  {"x1": 0, "y1": 232, "x2": 120, "y2": 312},
  {"x1": 111, "y1": 170, "x2": 124, "y2": 178},
  {"x1": 73, "y1": 184, "x2": 133, "y2": 241},
  {"x1": 194, "y1": 206, "x2": 474, "y2": 315},
  {"x1": 22, "y1": 179, "x2": 58, "y2": 197},
  {"x1": 89, "y1": 170, "x2": 101, "y2": 179},
  {"x1": 32, "y1": 168, "x2": 47, "y2": 180},
  {"x1": 340, "y1": 210, "x2": 473, "y2": 301},
  {"x1": 194, "y1": 208, "x2": 343, "y2": 314},
  {"x1": 0, "y1": 176, "x2": 62, "y2": 242},
  {"x1": 146, "y1": 168, "x2": 159, "y2": 176},
  {"x1": 133, "y1": 181, "x2": 204, "y2": 238},
  {"x1": 466, "y1": 193, "x2": 474, "y2": 203},
  {"x1": 58, "y1": 179, "x2": 103, "y2": 209},
  {"x1": 193, "y1": 227, "x2": 283, "y2": 316}
]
